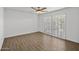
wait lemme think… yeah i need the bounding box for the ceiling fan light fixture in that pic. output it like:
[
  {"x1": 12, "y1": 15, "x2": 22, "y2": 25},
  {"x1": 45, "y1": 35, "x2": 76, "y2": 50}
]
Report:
[
  {"x1": 31, "y1": 7, "x2": 47, "y2": 14},
  {"x1": 36, "y1": 11, "x2": 45, "y2": 14}
]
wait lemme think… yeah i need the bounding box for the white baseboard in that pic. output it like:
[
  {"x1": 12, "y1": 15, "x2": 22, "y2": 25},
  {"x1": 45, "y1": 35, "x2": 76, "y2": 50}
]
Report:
[
  {"x1": 4, "y1": 31, "x2": 38, "y2": 38},
  {"x1": 4, "y1": 31, "x2": 79, "y2": 44},
  {"x1": 0, "y1": 35, "x2": 4, "y2": 50},
  {"x1": 40, "y1": 32, "x2": 79, "y2": 43},
  {"x1": 65, "y1": 37, "x2": 79, "y2": 43}
]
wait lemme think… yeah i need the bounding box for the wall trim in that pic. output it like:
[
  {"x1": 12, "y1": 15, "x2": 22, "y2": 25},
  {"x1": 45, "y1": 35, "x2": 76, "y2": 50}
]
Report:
[
  {"x1": 5, "y1": 31, "x2": 38, "y2": 39},
  {"x1": 4, "y1": 31, "x2": 79, "y2": 44},
  {"x1": 40, "y1": 32, "x2": 79, "y2": 44}
]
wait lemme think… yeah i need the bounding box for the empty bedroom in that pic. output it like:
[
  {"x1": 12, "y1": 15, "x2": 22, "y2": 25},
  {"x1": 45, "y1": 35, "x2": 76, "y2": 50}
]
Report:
[{"x1": 0, "y1": 7, "x2": 79, "y2": 51}]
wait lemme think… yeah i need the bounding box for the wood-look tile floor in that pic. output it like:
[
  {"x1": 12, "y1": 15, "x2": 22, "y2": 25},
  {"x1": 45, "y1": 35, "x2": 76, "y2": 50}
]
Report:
[{"x1": 1, "y1": 32, "x2": 79, "y2": 51}]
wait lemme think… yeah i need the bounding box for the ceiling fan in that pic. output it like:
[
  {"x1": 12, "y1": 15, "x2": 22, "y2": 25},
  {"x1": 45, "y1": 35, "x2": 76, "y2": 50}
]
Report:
[{"x1": 31, "y1": 7, "x2": 47, "y2": 14}]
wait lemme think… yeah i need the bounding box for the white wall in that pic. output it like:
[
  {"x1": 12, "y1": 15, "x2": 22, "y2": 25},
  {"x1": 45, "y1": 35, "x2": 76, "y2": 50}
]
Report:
[
  {"x1": 4, "y1": 7, "x2": 79, "y2": 43},
  {"x1": 39, "y1": 7, "x2": 79, "y2": 43},
  {"x1": 0, "y1": 7, "x2": 4, "y2": 50},
  {"x1": 4, "y1": 8, "x2": 38, "y2": 38},
  {"x1": 66, "y1": 8, "x2": 79, "y2": 43}
]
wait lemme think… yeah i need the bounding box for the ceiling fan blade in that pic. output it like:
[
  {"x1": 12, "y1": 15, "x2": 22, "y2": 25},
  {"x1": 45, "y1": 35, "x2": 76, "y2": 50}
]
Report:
[
  {"x1": 31, "y1": 7, "x2": 47, "y2": 14},
  {"x1": 41, "y1": 10, "x2": 48, "y2": 12},
  {"x1": 40, "y1": 7, "x2": 47, "y2": 11},
  {"x1": 32, "y1": 7, "x2": 47, "y2": 11},
  {"x1": 31, "y1": 7, "x2": 37, "y2": 10},
  {"x1": 35, "y1": 8, "x2": 47, "y2": 11}
]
